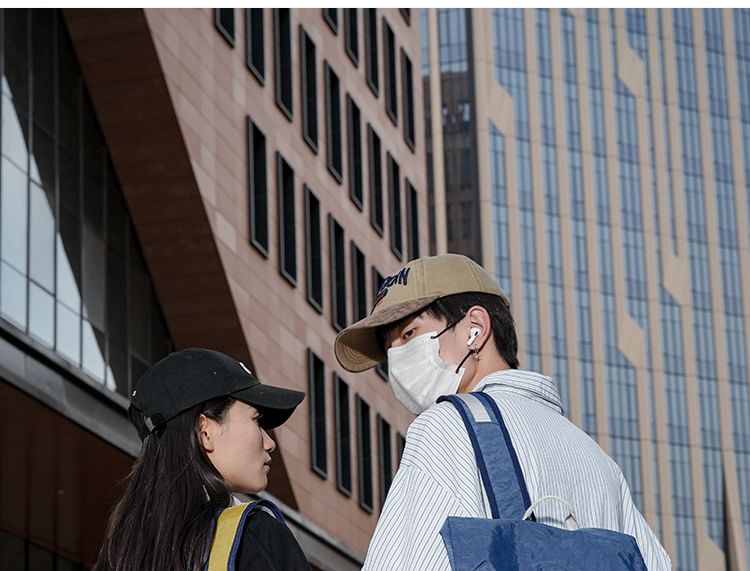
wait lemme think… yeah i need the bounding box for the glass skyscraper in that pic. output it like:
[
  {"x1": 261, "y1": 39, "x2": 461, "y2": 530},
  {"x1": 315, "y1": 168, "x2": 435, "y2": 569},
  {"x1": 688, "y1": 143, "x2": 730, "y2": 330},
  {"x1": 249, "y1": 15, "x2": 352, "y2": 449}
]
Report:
[{"x1": 423, "y1": 8, "x2": 750, "y2": 570}]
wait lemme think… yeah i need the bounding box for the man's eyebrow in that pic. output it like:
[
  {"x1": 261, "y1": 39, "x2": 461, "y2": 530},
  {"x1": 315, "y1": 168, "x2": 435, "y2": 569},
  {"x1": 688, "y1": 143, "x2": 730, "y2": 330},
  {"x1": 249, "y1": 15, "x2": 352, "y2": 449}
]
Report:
[{"x1": 383, "y1": 317, "x2": 409, "y2": 343}]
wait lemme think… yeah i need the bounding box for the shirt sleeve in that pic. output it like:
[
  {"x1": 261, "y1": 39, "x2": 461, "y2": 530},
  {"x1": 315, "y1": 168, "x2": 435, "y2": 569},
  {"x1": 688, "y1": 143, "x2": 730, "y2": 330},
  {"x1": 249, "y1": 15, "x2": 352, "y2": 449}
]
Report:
[
  {"x1": 363, "y1": 404, "x2": 479, "y2": 571},
  {"x1": 237, "y1": 509, "x2": 311, "y2": 571},
  {"x1": 363, "y1": 463, "x2": 468, "y2": 571},
  {"x1": 618, "y1": 471, "x2": 673, "y2": 570}
]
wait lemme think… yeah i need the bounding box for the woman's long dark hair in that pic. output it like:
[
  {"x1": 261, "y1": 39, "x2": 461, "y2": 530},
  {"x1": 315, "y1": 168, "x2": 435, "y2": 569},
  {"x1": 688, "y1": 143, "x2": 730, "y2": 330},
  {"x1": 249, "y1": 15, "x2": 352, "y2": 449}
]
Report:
[{"x1": 93, "y1": 397, "x2": 234, "y2": 571}]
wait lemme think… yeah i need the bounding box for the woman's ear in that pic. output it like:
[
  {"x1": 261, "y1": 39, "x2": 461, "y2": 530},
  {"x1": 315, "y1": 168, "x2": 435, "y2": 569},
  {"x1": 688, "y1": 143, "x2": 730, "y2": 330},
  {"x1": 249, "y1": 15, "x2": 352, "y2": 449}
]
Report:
[{"x1": 197, "y1": 414, "x2": 215, "y2": 453}]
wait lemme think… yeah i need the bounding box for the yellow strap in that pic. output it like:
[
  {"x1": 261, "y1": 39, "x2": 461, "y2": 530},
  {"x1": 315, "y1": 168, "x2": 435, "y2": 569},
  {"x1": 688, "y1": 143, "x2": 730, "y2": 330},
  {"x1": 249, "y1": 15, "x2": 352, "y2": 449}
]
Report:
[{"x1": 207, "y1": 503, "x2": 251, "y2": 571}]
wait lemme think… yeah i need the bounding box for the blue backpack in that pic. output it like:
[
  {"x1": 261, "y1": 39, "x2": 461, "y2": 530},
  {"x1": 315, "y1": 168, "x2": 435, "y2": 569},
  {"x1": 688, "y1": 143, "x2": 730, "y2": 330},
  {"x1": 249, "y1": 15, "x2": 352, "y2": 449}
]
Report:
[{"x1": 437, "y1": 392, "x2": 647, "y2": 571}]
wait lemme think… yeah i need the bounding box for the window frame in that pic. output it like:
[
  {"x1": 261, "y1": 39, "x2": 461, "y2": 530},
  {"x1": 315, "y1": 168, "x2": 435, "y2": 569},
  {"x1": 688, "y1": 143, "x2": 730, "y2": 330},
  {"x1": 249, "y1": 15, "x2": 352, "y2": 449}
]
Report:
[
  {"x1": 273, "y1": 8, "x2": 293, "y2": 121},
  {"x1": 245, "y1": 8, "x2": 264, "y2": 83},
  {"x1": 367, "y1": 124, "x2": 384, "y2": 236},
  {"x1": 364, "y1": 9, "x2": 379, "y2": 96},
  {"x1": 344, "y1": 8, "x2": 359, "y2": 66},
  {"x1": 356, "y1": 394, "x2": 374, "y2": 513},
  {"x1": 215, "y1": 8, "x2": 235, "y2": 47},
  {"x1": 350, "y1": 241, "x2": 367, "y2": 322},
  {"x1": 323, "y1": 8, "x2": 338, "y2": 34},
  {"x1": 346, "y1": 94, "x2": 364, "y2": 210},
  {"x1": 329, "y1": 214, "x2": 347, "y2": 332},
  {"x1": 382, "y1": 18, "x2": 398, "y2": 125},
  {"x1": 304, "y1": 185, "x2": 323, "y2": 313},
  {"x1": 300, "y1": 25, "x2": 318, "y2": 153},
  {"x1": 401, "y1": 48, "x2": 415, "y2": 151},
  {"x1": 325, "y1": 61, "x2": 343, "y2": 184},
  {"x1": 387, "y1": 153, "x2": 403, "y2": 260},
  {"x1": 405, "y1": 178, "x2": 419, "y2": 261},
  {"x1": 377, "y1": 414, "x2": 393, "y2": 508},
  {"x1": 247, "y1": 117, "x2": 269, "y2": 257},
  {"x1": 334, "y1": 373, "x2": 353, "y2": 496},
  {"x1": 276, "y1": 152, "x2": 297, "y2": 285},
  {"x1": 308, "y1": 349, "x2": 327, "y2": 478}
]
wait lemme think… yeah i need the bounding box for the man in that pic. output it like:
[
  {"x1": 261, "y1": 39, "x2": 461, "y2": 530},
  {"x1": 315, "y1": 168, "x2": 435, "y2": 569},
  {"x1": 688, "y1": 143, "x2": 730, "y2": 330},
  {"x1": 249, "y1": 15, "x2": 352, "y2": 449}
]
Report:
[{"x1": 334, "y1": 254, "x2": 671, "y2": 570}]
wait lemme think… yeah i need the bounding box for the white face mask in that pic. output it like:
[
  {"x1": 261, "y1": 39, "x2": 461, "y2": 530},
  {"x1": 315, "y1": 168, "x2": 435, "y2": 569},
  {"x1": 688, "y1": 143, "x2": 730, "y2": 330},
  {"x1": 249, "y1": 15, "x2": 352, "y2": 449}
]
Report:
[{"x1": 387, "y1": 331, "x2": 465, "y2": 414}]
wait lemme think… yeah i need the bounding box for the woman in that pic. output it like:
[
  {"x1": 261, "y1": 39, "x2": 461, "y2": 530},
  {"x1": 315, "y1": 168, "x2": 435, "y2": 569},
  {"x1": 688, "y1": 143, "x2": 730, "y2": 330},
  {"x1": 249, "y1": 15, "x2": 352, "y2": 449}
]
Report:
[{"x1": 94, "y1": 348, "x2": 309, "y2": 571}]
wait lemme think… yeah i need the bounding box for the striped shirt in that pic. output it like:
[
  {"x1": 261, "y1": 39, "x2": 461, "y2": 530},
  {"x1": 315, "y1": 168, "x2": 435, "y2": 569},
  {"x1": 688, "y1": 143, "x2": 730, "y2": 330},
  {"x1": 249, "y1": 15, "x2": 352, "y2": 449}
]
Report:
[{"x1": 363, "y1": 369, "x2": 671, "y2": 570}]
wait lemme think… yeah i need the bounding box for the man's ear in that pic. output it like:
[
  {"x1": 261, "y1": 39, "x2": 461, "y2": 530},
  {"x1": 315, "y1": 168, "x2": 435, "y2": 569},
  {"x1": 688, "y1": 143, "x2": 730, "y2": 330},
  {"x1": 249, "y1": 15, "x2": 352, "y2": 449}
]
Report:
[
  {"x1": 467, "y1": 305, "x2": 492, "y2": 349},
  {"x1": 198, "y1": 414, "x2": 215, "y2": 453}
]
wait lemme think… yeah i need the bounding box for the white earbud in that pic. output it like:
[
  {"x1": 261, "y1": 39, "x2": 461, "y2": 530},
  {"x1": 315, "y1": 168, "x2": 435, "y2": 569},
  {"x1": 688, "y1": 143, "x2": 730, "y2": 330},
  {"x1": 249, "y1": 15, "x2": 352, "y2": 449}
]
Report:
[{"x1": 467, "y1": 327, "x2": 481, "y2": 346}]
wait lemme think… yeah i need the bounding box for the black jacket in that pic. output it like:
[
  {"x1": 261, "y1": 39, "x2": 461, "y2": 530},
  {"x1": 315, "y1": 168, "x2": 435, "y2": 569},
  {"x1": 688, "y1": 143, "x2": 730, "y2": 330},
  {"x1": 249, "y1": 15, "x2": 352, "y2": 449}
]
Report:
[{"x1": 235, "y1": 509, "x2": 310, "y2": 570}]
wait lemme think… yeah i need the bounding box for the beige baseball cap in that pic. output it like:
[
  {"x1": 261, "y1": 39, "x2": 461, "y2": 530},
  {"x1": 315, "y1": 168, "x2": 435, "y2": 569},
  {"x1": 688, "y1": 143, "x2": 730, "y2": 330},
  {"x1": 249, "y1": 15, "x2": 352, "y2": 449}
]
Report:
[{"x1": 334, "y1": 253, "x2": 509, "y2": 372}]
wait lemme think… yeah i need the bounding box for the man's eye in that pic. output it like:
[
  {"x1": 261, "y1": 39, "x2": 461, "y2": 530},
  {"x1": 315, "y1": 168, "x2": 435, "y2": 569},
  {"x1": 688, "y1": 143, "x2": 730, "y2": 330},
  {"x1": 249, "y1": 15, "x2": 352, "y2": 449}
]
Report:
[{"x1": 403, "y1": 328, "x2": 415, "y2": 340}]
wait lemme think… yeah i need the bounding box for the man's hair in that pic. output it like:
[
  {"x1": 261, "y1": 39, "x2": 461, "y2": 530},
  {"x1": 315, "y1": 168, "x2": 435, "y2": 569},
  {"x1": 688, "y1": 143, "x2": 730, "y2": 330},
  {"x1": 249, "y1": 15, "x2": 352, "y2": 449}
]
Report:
[
  {"x1": 377, "y1": 292, "x2": 519, "y2": 369},
  {"x1": 425, "y1": 292, "x2": 519, "y2": 369}
]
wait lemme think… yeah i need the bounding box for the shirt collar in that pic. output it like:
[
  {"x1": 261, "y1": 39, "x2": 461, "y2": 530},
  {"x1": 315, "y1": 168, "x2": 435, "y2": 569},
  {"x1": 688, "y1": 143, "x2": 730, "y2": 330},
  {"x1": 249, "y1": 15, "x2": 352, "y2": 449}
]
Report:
[{"x1": 473, "y1": 369, "x2": 564, "y2": 415}]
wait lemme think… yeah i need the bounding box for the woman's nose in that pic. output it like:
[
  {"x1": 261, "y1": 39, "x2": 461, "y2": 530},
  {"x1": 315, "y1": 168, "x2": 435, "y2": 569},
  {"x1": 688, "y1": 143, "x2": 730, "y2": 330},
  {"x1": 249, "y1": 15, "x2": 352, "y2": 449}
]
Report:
[{"x1": 262, "y1": 429, "x2": 276, "y2": 453}]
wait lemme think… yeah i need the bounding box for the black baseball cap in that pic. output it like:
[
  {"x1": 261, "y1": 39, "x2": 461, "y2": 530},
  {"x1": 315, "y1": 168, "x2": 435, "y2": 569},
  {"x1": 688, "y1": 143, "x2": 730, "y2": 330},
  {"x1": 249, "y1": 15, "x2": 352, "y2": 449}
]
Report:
[{"x1": 129, "y1": 348, "x2": 305, "y2": 440}]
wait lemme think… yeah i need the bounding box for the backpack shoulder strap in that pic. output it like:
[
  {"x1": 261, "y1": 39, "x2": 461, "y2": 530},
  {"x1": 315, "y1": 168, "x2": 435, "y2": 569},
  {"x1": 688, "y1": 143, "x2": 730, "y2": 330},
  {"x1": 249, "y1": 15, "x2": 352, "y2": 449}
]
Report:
[
  {"x1": 438, "y1": 392, "x2": 531, "y2": 519},
  {"x1": 206, "y1": 499, "x2": 286, "y2": 571}
]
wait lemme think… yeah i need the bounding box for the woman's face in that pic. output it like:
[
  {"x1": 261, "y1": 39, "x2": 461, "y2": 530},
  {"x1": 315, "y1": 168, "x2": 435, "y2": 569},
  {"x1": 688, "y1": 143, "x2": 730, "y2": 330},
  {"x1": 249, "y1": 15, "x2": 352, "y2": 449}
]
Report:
[{"x1": 199, "y1": 400, "x2": 276, "y2": 494}]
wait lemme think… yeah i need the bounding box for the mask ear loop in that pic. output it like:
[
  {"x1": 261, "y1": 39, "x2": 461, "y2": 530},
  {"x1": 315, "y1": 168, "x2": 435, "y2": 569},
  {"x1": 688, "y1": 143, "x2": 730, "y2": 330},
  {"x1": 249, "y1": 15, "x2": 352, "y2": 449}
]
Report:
[
  {"x1": 430, "y1": 317, "x2": 463, "y2": 340},
  {"x1": 428, "y1": 312, "x2": 488, "y2": 374},
  {"x1": 454, "y1": 335, "x2": 490, "y2": 374}
]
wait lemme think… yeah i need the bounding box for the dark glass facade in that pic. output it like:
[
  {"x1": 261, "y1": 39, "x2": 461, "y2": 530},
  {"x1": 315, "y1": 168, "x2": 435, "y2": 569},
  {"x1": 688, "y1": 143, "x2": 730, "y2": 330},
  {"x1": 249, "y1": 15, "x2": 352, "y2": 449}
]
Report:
[
  {"x1": 0, "y1": 9, "x2": 171, "y2": 401},
  {"x1": 0, "y1": 8, "x2": 173, "y2": 569},
  {"x1": 425, "y1": 9, "x2": 481, "y2": 260}
]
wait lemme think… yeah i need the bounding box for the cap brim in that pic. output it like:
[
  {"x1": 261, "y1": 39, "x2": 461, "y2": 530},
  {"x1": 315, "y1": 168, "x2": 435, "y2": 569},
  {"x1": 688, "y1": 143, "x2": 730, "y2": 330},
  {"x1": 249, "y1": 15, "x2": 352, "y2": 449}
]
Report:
[
  {"x1": 334, "y1": 296, "x2": 440, "y2": 372},
  {"x1": 231, "y1": 383, "x2": 305, "y2": 429}
]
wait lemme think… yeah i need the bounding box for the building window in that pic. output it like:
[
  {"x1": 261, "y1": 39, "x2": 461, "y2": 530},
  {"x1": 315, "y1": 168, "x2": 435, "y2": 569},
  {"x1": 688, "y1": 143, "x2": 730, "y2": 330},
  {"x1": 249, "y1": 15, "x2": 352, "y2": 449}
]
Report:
[
  {"x1": 378, "y1": 415, "x2": 393, "y2": 507},
  {"x1": 215, "y1": 9, "x2": 235, "y2": 47},
  {"x1": 304, "y1": 185, "x2": 323, "y2": 312},
  {"x1": 0, "y1": 10, "x2": 172, "y2": 398},
  {"x1": 245, "y1": 9, "x2": 264, "y2": 82},
  {"x1": 347, "y1": 94, "x2": 364, "y2": 210},
  {"x1": 406, "y1": 179, "x2": 419, "y2": 260},
  {"x1": 274, "y1": 9, "x2": 293, "y2": 120},
  {"x1": 357, "y1": 395, "x2": 374, "y2": 512},
  {"x1": 344, "y1": 8, "x2": 359, "y2": 66},
  {"x1": 300, "y1": 26, "x2": 318, "y2": 152},
  {"x1": 383, "y1": 18, "x2": 397, "y2": 125},
  {"x1": 323, "y1": 8, "x2": 338, "y2": 33},
  {"x1": 400, "y1": 8, "x2": 411, "y2": 25},
  {"x1": 367, "y1": 125, "x2": 384, "y2": 235},
  {"x1": 335, "y1": 374, "x2": 353, "y2": 496},
  {"x1": 329, "y1": 215, "x2": 347, "y2": 331},
  {"x1": 387, "y1": 153, "x2": 403, "y2": 259},
  {"x1": 325, "y1": 61, "x2": 343, "y2": 183},
  {"x1": 351, "y1": 242, "x2": 367, "y2": 322},
  {"x1": 364, "y1": 9, "x2": 379, "y2": 95},
  {"x1": 401, "y1": 49, "x2": 415, "y2": 151},
  {"x1": 372, "y1": 267, "x2": 388, "y2": 380},
  {"x1": 247, "y1": 118, "x2": 268, "y2": 256},
  {"x1": 396, "y1": 432, "x2": 406, "y2": 466},
  {"x1": 277, "y1": 152, "x2": 296, "y2": 285},
  {"x1": 308, "y1": 349, "x2": 327, "y2": 478}
]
